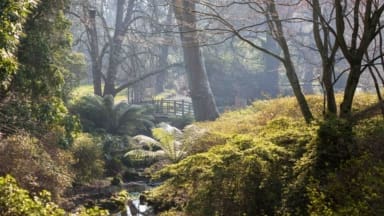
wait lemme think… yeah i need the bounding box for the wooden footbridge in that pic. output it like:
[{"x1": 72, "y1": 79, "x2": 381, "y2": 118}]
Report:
[{"x1": 135, "y1": 99, "x2": 194, "y2": 118}]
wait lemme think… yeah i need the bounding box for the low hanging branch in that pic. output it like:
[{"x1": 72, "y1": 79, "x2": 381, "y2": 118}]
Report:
[{"x1": 114, "y1": 63, "x2": 183, "y2": 95}]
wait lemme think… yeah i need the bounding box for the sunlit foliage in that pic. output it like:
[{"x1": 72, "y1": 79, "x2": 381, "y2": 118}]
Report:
[
  {"x1": 0, "y1": 0, "x2": 36, "y2": 98},
  {"x1": 0, "y1": 175, "x2": 66, "y2": 216},
  {"x1": 0, "y1": 0, "x2": 81, "y2": 147},
  {"x1": 71, "y1": 134, "x2": 105, "y2": 184},
  {"x1": 0, "y1": 175, "x2": 109, "y2": 216},
  {"x1": 148, "y1": 95, "x2": 384, "y2": 215},
  {"x1": 0, "y1": 132, "x2": 74, "y2": 200},
  {"x1": 126, "y1": 123, "x2": 188, "y2": 166}
]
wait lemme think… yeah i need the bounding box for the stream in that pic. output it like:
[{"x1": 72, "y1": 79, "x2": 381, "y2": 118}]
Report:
[
  {"x1": 114, "y1": 185, "x2": 155, "y2": 216},
  {"x1": 114, "y1": 198, "x2": 153, "y2": 216},
  {"x1": 126, "y1": 199, "x2": 151, "y2": 216}
]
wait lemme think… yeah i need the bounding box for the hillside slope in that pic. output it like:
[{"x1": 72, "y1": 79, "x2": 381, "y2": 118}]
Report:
[{"x1": 147, "y1": 94, "x2": 384, "y2": 216}]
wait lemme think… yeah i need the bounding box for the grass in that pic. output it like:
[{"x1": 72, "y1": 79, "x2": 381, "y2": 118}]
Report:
[{"x1": 69, "y1": 85, "x2": 127, "y2": 104}]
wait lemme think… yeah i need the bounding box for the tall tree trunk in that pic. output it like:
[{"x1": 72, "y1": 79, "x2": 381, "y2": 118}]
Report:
[
  {"x1": 173, "y1": 0, "x2": 219, "y2": 121},
  {"x1": 104, "y1": 41, "x2": 122, "y2": 96},
  {"x1": 340, "y1": 63, "x2": 362, "y2": 119},
  {"x1": 88, "y1": 9, "x2": 102, "y2": 96},
  {"x1": 283, "y1": 58, "x2": 314, "y2": 123},
  {"x1": 103, "y1": 0, "x2": 126, "y2": 96},
  {"x1": 267, "y1": 0, "x2": 313, "y2": 123},
  {"x1": 322, "y1": 62, "x2": 337, "y2": 114},
  {"x1": 311, "y1": 0, "x2": 338, "y2": 115}
]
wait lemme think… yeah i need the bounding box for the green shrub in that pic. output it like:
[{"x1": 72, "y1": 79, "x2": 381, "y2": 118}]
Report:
[
  {"x1": 147, "y1": 95, "x2": 384, "y2": 215},
  {"x1": 305, "y1": 118, "x2": 384, "y2": 215},
  {"x1": 182, "y1": 124, "x2": 228, "y2": 155},
  {"x1": 0, "y1": 175, "x2": 109, "y2": 216},
  {"x1": 71, "y1": 134, "x2": 105, "y2": 183},
  {"x1": 0, "y1": 175, "x2": 65, "y2": 216},
  {"x1": 314, "y1": 117, "x2": 357, "y2": 174},
  {"x1": 0, "y1": 132, "x2": 74, "y2": 200},
  {"x1": 149, "y1": 135, "x2": 291, "y2": 215},
  {"x1": 307, "y1": 155, "x2": 384, "y2": 215}
]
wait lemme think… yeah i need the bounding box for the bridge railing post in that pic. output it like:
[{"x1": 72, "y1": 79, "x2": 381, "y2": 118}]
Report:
[
  {"x1": 166, "y1": 100, "x2": 169, "y2": 113},
  {"x1": 174, "y1": 100, "x2": 177, "y2": 115},
  {"x1": 160, "y1": 99, "x2": 163, "y2": 113}
]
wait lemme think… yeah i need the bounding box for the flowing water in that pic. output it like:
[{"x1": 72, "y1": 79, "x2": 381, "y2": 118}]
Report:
[
  {"x1": 125, "y1": 199, "x2": 151, "y2": 216},
  {"x1": 115, "y1": 193, "x2": 153, "y2": 216}
]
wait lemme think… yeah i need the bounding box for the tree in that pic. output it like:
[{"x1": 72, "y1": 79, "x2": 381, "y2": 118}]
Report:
[
  {"x1": 264, "y1": 0, "x2": 313, "y2": 123},
  {"x1": 334, "y1": 0, "x2": 384, "y2": 119},
  {"x1": 70, "y1": 0, "x2": 182, "y2": 98},
  {"x1": 0, "y1": 0, "x2": 36, "y2": 101},
  {"x1": 195, "y1": 0, "x2": 384, "y2": 123},
  {"x1": 310, "y1": 0, "x2": 339, "y2": 115},
  {"x1": 307, "y1": 0, "x2": 384, "y2": 119},
  {"x1": 172, "y1": 0, "x2": 220, "y2": 121},
  {"x1": 0, "y1": 0, "x2": 80, "y2": 144},
  {"x1": 15, "y1": 0, "x2": 74, "y2": 99},
  {"x1": 193, "y1": 1, "x2": 314, "y2": 122},
  {"x1": 87, "y1": 6, "x2": 103, "y2": 96},
  {"x1": 103, "y1": 0, "x2": 135, "y2": 96},
  {"x1": 70, "y1": 0, "x2": 142, "y2": 96}
]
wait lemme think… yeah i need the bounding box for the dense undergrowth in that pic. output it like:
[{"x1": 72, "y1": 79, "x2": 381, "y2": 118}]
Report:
[
  {"x1": 1, "y1": 94, "x2": 383, "y2": 215},
  {"x1": 0, "y1": 175, "x2": 108, "y2": 216},
  {"x1": 147, "y1": 94, "x2": 384, "y2": 215}
]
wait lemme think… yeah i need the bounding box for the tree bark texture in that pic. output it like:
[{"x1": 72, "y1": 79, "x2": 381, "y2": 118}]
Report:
[
  {"x1": 311, "y1": 0, "x2": 338, "y2": 115},
  {"x1": 88, "y1": 9, "x2": 102, "y2": 96},
  {"x1": 173, "y1": 0, "x2": 219, "y2": 121},
  {"x1": 334, "y1": 0, "x2": 384, "y2": 119},
  {"x1": 267, "y1": 0, "x2": 313, "y2": 123},
  {"x1": 103, "y1": 0, "x2": 136, "y2": 96},
  {"x1": 340, "y1": 64, "x2": 361, "y2": 119},
  {"x1": 103, "y1": 0, "x2": 126, "y2": 96}
]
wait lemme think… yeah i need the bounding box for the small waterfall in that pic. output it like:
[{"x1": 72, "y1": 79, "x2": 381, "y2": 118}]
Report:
[
  {"x1": 125, "y1": 199, "x2": 151, "y2": 216},
  {"x1": 126, "y1": 204, "x2": 133, "y2": 216}
]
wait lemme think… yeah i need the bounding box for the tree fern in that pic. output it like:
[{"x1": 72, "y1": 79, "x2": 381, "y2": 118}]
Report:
[
  {"x1": 70, "y1": 95, "x2": 153, "y2": 135},
  {"x1": 126, "y1": 123, "x2": 187, "y2": 163}
]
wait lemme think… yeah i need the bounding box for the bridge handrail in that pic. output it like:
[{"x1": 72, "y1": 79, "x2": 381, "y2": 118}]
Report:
[{"x1": 134, "y1": 99, "x2": 193, "y2": 117}]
